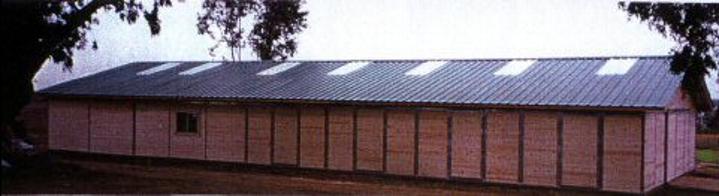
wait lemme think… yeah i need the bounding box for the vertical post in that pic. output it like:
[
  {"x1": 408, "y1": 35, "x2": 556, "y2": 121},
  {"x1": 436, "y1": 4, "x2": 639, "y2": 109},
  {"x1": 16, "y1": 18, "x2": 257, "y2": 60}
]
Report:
[
  {"x1": 87, "y1": 100, "x2": 92, "y2": 151},
  {"x1": 245, "y1": 107, "x2": 250, "y2": 163},
  {"x1": 556, "y1": 112, "x2": 563, "y2": 186},
  {"x1": 352, "y1": 108, "x2": 358, "y2": 171},
  {"x1": 168, "y1": 102, "x2": 173, "y2": 157},
  {"x1": 132, "y1": 101, "x2": 137, "y2": 155},
  {"x1": 296, "y1": 107, "x2": 302, "y2": 166},
  {"x1": 480, "y1": 110, "x2": 488, "y2": 181},
  {"x1": 203, "y1": 104, "x2": 208, "y2": 160},
  {"x1": 518, "y1": 110, "x2": 525, "y2": 183},
  {"x1": 324, "y1": 107, "x2": 330, "y2": 169},
  {"x1": 382, "y1": 109, "x2": 388, "y2": 173},
  {"x1": 663, "y1": 111, "x2": 669, "y2": 183},
  {"x1": 597, "y1": 113, "x2": 605, "y2": 189},
  {"x1": 447, "y1": 111, "x2": 453, "y2": 178},
  {"x1": 640, "y1": 113, "x2": 646, "y2": 192},
  {"x1": 414, "y1": 110, "x2": 420, "y2": 176},
  {"x1": 270, "y1": 108, "x2": 276, "y2": 165}
]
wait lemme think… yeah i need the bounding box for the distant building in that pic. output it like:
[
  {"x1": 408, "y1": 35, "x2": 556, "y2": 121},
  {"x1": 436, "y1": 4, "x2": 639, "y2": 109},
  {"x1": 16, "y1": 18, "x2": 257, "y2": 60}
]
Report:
[{"x1": 39, "y1": 56, "x2": 712, "y2": 194}]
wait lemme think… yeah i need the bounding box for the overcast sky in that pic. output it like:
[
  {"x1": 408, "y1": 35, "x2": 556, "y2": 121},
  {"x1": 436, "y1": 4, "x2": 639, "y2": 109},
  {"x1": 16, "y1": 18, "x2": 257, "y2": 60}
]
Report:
[{"x1": 33, "y1": 0, "x2": 718, "y2": 98}]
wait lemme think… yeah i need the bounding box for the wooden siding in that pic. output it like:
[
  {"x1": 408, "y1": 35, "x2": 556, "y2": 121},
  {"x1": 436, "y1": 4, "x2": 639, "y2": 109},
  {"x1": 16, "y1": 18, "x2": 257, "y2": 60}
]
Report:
[
  {"x1": 273, "y1": 108, "x2": 298, "y2": 165},
  {"x1": 48, "y1": 100, "x2": 89, "y2": 152},
  {"x1": 89, "y1": 101, "x2": 133, "y2": 155},
  {"x1": 299, "y1": 107, "x2": 326, "y2": 168},
  {"x1": 48, "y1": 99, "x2": 698, "y2": 194},
  {"x1": 561, "y1": 114, "x2": 598, "y2": 188},
  {"x1": 602, "y1": 115, "x2": 642, "y2": 193},
  {"x1": 356, "y1": 109, "x2": 384, "y2": 171},
  {"x1": 247, "y1": 107, "x2": 272, "y2": 164},
  {"x1": 205, "y1": 106, "x2": 245, "y2": 162},
  {"x1": 169, "y1": 104, "x2": 205, "y2": 160},
  {"x1": 643, "y1": 111, "x2": 666, "y2": 191},
  {"x1": 523, "y1": 112, "x2": 558, "y2": 187},
  {"x1": 417, "y1": 111, "x2": 449, "y2": 178},
  {"x1": 486, "y1": 111, "x2": 520, "y2": 183},
  {"x1": 327, "y1": 108, "x2": 354, "y2": 171},
  {"x1": 134, "y1": 103, "x2": 170, "y2": 157},
  {"x1": 450, "y1": 111, "x2": 483, "y2": 179},
  {"x1": 386, "y1": 110, "x2": 416, "y2": 176}
]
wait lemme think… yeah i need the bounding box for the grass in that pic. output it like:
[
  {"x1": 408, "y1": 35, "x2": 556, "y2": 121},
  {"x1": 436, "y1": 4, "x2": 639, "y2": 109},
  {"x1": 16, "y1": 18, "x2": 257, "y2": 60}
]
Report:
[{"x1": 697, "y1": 149, "x2": 719, "y2": 164}]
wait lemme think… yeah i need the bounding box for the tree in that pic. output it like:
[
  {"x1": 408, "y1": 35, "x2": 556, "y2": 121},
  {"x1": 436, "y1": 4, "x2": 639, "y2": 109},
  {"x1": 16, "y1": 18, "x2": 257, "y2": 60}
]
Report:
[
  {"x1": 248, "y1": 0, "x2": 307, "y2": 60},
  {"x1": 619, "y1": 2, "x2": 718, "y2": 119},
  {"x1": 1, "y1": 0, "x2": 307, "y2": 139},
  {"x1": 1, "y1": 0, "x2": 173, "y2": 137},
  {"x1": 197, "y1": 0, "x2": 307, "y2": 61}
]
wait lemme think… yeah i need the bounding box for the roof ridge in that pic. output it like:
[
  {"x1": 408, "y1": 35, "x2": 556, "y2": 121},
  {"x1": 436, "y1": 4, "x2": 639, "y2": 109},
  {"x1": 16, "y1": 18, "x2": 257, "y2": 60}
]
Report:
[{"x1": 133, "y1": 55, "x2": 672, "y2": 64}]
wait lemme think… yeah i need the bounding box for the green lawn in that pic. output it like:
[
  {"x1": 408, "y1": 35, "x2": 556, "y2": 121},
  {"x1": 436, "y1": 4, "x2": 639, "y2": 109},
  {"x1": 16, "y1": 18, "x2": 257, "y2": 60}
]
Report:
[{"x1": 697, "y1": 149, "x2": 719, "y2": 164}]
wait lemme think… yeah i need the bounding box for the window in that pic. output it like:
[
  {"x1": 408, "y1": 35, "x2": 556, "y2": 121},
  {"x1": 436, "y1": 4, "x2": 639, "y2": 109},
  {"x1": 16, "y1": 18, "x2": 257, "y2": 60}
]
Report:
[
  {"x1": 179, "y1": 62, "x2": 223, "y2": 75},
  {"x1": 137, "y1": 62, "x2": 181, "y2": 75},
  {"x1": 176, "y1": 112, "x2": 199, "y2": 133},
  {"x1": 257, "y1": 62, "x2": 301, "y2": 75},
  {"x1": 327, "y1": 61, "x2": 371, "y2": 75},
  {"x1": 596, "y1": 58, "x2": 638, "y2": 75},
  {"x1": 493, "y1": 60, "x2": 536, "y2": 76},
  {"x1": 405, "y1": 61, "x2": 448, "y2": 76}
]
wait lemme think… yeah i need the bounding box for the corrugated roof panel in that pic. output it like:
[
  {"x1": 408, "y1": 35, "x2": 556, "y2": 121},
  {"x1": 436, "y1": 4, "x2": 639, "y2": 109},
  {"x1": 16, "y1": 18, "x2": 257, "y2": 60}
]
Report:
[
  {"x1": 257, "y1": 62, "x2": 301, "y2": 75},
  {"x1": 39, "y1": 56, "x2": 685, "y2": 109},
  {"x1": 137, "y1": 62, "x2": 181, "y2": 75},
  {"x1": 179, "y1": 62, "x2": 223, "y2": 75}
]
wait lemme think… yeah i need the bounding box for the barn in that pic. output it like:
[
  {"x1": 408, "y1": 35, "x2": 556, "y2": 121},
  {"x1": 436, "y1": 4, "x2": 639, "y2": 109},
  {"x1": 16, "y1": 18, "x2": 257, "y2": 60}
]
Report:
[{"x1": 38, "y1": 56, "x2": 712, "y2": 193}]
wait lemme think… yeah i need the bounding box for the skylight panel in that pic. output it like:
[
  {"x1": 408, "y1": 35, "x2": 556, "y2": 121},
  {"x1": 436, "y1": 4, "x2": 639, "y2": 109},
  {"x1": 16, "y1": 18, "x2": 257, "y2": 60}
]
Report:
[
  {"x1": 257, "y1": 62, "x2": 301, "y2": 75},
  {"x1": 137, "y1": 62, "x2": 181, "y2": 75},
  {"x1": 493, "y1": 60, "x2": 536, "y2": 76},
  {"x1": 328, "y1": 61, "x2": 371, "y2": 75},
  {"x1": 596, "y1": 58, "x2": 638, "y2": 75},
  {"x1": 179, "y1": 62, "x2": 223, "y2": 75},
  {"x1": 405, "y1": 61, "x2": 448, "y2": 76}
]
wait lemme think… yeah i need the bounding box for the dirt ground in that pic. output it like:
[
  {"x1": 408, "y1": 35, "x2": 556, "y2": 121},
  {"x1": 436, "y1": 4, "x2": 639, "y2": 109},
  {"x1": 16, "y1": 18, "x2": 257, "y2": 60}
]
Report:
[
  {"x1": 3, "y1": 97, "x2": 718, "y2": 195},
  {"x1": 0, "y1": 153, "x2": 714, "y2": 195}
]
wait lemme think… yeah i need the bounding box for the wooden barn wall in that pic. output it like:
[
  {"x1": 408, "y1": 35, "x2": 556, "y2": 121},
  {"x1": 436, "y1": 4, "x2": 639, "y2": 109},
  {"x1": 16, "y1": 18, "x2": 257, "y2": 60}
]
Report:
[
  {"x1": 247, "y1": 107, "x2": 272, "y2": 164},
  {"x1": 49, "y1": 98, "x2": 694, "y2": 194},
  {"x1": 643, "y1": 111, "x2": 665, "y2": 191},
  {"x1": 602, "y1": 115, "x2": 642, "y2": 193},
  {"x1": 299, "y1": 107, "x2": 326, "y2": 169},
  {"x1": 134, "y1": 103, "x2": 170, "y2": 157},
  {"x1": 523, "y1": 112, "x2": 559, "y2": 187},
  {"x1": 169, "y1": 104, "x2": 206, "y2": 160},
  {"x1": 666, "y1": 110, "x2": 696, "y2": 182},
  {"x1": 449, "y1": 111, "x2": 483, "y2": 179},
  {"x1": 386, "y1": 110, "x2": 416, "y2": 176},
  {"x1": 273, "y1": 107, "x2": 298, "y2": 165},
  {"x1": 327, "y1": 107, "x2": 354, "y2": 171},
  {"x1": 355, "y1": 109, "x2": 384, "y2": 171},
  {"x1": 561, "y1": 114, "x2": 598, "y2": 188},
  {"x1": 417, "y1": 110, "x2": 449, "y2": 178},
  {"x1": 89, "y1": 101, "x2": 134, "y2": 155},
  {"x1": 485, "y1": 111, "x2": 520, "y2": 184},
  {"x1": 48, "y1": 99, "x2": 89, "y2": 152},
  {"x1": 205, "y1": 105, "x2": 245, "y2": 162}
]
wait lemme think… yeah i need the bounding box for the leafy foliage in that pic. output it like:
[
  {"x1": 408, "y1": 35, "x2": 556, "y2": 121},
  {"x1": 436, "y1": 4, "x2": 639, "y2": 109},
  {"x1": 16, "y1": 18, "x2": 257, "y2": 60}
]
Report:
[
  {"x1": 41, "y1": 0, "x2": 173, "y2": 68},
  {"x1": 0, "y1": 0, "x2": 307, "y2": 128},
  {"x1": 620, "y1": 2, "x2": 719, "y2": 111},
  {"x1": 197, "y1": 0, "x2": 307, "y2": 61},
  {"x1": 249, "y1": 0, "x2": 307, "y2": 60}
]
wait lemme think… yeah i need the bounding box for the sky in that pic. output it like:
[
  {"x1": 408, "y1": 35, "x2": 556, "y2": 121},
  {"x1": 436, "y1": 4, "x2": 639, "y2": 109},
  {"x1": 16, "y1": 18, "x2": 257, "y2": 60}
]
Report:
[{"x1": 33, "y1": 0, "x2": 718, "y2": 98}]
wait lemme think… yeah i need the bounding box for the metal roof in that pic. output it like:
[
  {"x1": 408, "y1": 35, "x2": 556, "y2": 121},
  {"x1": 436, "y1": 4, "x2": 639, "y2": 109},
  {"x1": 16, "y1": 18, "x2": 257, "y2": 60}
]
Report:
[{"x1": 39, "y1": 56, "x2": 684, "y2": 109}]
